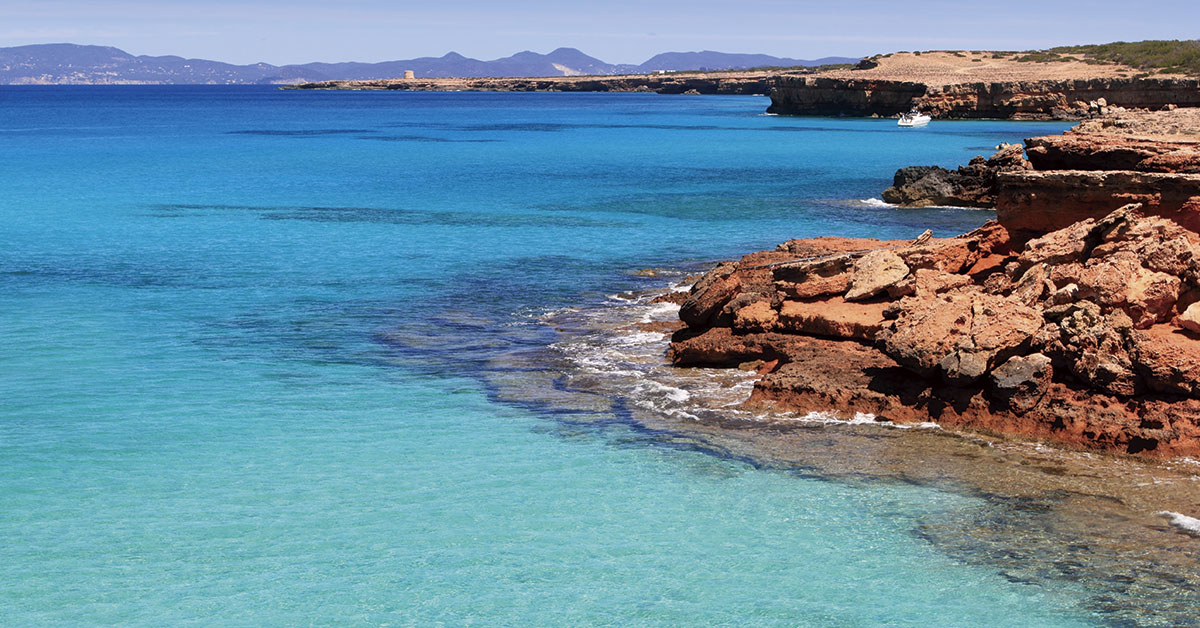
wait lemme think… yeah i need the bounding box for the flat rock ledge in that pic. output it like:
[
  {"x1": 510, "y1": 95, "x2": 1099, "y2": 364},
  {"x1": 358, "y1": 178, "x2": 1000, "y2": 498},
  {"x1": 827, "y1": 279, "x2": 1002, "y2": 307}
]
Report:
[
  {"x1": 887, "y1": 107, "x2": 1200, "y2": 246},
  {"x1": 668, "y1": 207, "x2": 1200, "y2": 458}
]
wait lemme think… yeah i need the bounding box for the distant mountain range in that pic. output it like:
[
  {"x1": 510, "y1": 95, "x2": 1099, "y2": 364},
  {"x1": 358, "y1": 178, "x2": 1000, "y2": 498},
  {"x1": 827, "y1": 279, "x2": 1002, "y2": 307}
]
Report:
[{"x1": 0, "y1": 44, "x2": 857, "y2": 85}]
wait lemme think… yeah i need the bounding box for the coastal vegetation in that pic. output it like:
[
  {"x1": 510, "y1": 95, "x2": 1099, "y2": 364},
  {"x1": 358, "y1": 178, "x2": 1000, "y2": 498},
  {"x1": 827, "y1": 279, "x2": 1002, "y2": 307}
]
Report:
[
  {"x1": 864, "y1": 41, "x2": 1200, "y2": 76},
  {"x1": 1051, "y1": 40, "x2": 1200, "y2": 76}
]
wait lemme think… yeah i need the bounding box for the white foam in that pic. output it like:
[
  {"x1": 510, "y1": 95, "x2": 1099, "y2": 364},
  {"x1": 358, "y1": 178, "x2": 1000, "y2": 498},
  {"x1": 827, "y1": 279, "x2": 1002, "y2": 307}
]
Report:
[
  {"x1": 614, "y1": 331, "x2": 667, "y2": 346},
  {"x1": 859, "y1": 198, "x2": 895, "y2": 208},
  {"x1": 530, "y1": 306, "x2": 579, "y2": 321},
  {"x1": 784, "y1": 411, "x2": 941, "y2": 430},
  {"x1": 670, "y1": 282, "x2": 693, "y2": 293},
  {"x1": 634, "y1": 380, "x2": 692, "y2": 403},
  {"x1": 639, "y1": 302, "x2": 680, "y2": 322},
  {"x1": 924, "y1": 204, "x2": 994, "y2": 211},
  {"x1": 1159, "y1": 511, "x2": 1200, "y2": 536}
]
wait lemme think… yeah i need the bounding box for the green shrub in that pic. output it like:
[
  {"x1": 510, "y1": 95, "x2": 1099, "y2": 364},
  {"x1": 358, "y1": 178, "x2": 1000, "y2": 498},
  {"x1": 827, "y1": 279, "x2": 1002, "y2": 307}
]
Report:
[{"x1": 1050, "y1": 40, "x2": 1200, "y2": 76}]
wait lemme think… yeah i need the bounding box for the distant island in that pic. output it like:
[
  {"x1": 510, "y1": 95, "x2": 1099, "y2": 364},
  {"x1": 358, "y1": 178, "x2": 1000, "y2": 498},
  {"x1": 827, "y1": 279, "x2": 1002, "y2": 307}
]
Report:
[{"x1": 0, "y1": 43, "x2": 855, "y2": 85}]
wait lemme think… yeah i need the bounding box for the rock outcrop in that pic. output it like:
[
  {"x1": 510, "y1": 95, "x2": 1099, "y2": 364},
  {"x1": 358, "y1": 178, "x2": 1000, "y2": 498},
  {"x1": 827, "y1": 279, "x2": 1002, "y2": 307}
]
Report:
[
  {"x1": 881, "y1": 143, "x2": 1030, "y2": 207},
  {"x1": 883, "y1": 108, "x2": 1200, "y2": 247},
  {"x1": 995, "y1": 108, "x2": 1200, "y2": 243},
  {"x1": 995, "y1": 170, "x2": 1200, "y2": 241},
  {"x1": 669, "y1": 205, "x2": 1200, "y2": 457}
]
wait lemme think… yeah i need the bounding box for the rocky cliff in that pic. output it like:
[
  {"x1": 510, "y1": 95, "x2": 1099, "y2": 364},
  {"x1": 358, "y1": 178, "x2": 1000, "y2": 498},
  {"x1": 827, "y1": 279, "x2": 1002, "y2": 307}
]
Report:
[
  {"x1": 669, "y1": 206, "x2": 1200, "y2": 457},
  {"x1": 768, "y1": 77, "x2": 1200, "y2": 119},
  {"x1": 669, "y1": 109, "x2": 1200, "y2": 457},
  {"x1": 881, "y1": 108, "x2": 1200, "y2": 243},
  {"x1": 765, "y1": 77, "x2": 929, "y2": 116},
  {"x1": 998, "y1": 108, "x2": 1200, "y2": 242}
]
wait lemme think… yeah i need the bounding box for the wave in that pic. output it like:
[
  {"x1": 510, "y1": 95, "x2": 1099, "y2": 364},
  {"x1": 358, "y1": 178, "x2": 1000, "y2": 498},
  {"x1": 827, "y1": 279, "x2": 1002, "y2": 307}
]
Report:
[
  {"x1": 537, "y1": 283, "x2": 957, "y2": 435},
  {"x1": 1159, "y1": 511, "x2": 1200, "y2": 536},
  {"x1": 784, "y1": 411, "x2": 941, "y2": 430}
]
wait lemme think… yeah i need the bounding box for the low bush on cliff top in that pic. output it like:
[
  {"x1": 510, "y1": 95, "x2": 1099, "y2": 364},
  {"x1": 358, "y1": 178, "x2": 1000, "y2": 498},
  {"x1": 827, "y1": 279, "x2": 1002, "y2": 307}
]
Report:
[
  {"x1": 1052, "y1": 40, "x2": 1200, "y2": 76},
  {"x1": 1015, "y1": 51, "x2": 1068, "y2": 63}
]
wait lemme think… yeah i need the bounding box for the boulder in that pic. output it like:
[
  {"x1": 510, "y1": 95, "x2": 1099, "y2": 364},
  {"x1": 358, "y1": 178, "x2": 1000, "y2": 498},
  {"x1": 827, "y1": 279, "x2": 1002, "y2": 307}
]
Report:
[
  {"x1": 732, "y1": 300, "x2": 778, "y2": 333},
  {"x1": 1048, "y1": 250, "x2": 1181, "y2": 328},
  {"x1": 990, "y1": 353, "x2": 1053, "y2": 414},
  {"x1": 777, "y1": 298, "x2": 888, "y2": 341},
  {"x1": 877, "y1": 292, "x2": 1041, "y2": 383},
  {"x1": 680, "y1": 263, "x2": 739, "y2": 328},
  {"x1": 1129, "y1": 325, "x2": 1200, "y2": 397},
  {"x1": 897, "y1": 238, "x2": 975, "y2": 273},
  {"x1": 1010, "y1": 263, "x2": 1049, "y2": 306},
  {"x1": 845, "y1": 250, "x2": 910, "y2": 300},
  {"x1": 887, "y1": 268, "x2": 972, "y2": 298},
  {"x1": 1176, "y1": 302, "x2": 1200, "y2": 333},
  {"x1": 1020, "y1": 219, "x2": 1095, "y2": 267}
]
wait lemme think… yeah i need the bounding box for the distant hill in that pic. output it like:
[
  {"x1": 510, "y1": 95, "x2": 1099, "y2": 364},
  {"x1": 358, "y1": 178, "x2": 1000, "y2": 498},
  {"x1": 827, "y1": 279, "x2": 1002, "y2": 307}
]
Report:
[
  {"x1": 0, "y1": 43, "x2": 857, "y2": 84},
  {"x1": 636, "y1": 51, "x2": 854, "y2": 72}
]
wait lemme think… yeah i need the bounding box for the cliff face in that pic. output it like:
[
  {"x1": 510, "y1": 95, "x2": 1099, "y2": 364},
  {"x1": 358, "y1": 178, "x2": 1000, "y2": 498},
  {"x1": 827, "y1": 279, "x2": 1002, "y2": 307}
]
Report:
[
  {"x1": 880, "y1": 108, "x2": 1200, "y2": 243},
  {"x1": 765, "y1": 77, "x2": 928, "y2": 116},
  {"x1": 997, "y1": 112, "x2": 1200, "y2": 242},
  {"x1": 996, "y1": 170, "x2": 1200, "y2": 240},
  {"x1": 768, "y1": 77, "x2": 1200, "y2": 119}
]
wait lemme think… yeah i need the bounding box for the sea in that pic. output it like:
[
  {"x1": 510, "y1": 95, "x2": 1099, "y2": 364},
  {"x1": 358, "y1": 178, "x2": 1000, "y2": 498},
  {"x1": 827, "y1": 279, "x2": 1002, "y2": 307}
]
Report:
[{"x1": 1, "y1": 86, "x2": 1195, "y2": 627}]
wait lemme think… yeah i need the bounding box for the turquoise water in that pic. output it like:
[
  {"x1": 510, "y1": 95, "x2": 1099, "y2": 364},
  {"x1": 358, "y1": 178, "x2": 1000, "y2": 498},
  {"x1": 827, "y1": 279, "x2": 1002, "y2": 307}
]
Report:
[{"x1": 0, "y1": 86, "x2": 1107, "y2": 626}]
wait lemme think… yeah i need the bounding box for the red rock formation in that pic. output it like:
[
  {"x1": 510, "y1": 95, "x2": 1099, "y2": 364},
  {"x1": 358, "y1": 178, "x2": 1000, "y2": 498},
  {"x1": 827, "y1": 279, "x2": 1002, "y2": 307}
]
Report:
[
  {"x1": 1025, "y1": 133, "x2": 1200, "y2": 173},
  {"x1": 995, "y1": 171, "x2": 1200, "y2": 242},
  {"x1": 669, "y1": 207, "x2": 1200, "y2": 457},
  {"x1": 885, "y1": 109, "x2": 1200, "y2": 243}
]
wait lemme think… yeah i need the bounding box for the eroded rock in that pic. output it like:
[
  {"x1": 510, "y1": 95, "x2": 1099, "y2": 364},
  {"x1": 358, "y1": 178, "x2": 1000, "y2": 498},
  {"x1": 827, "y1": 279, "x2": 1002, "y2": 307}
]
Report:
[
  {"x1": 990, "y1": 353, "x2": 1053, "y2": 414},
  {"x1": 670, "y1": 124, "x2": 1200, "y2": 457},
  {"x1": 877, "y1": 292, "x2": 1041, "y2": 383},
  {"x1": 845, "y1": 250, "x2": 909, "y2": 301}
]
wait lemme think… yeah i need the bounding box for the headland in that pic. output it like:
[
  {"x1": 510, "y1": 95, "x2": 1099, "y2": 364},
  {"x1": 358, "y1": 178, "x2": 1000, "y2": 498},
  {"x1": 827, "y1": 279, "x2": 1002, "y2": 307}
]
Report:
[
  {"x1": 666, "y1": 106, "x2": 1200, "y2": 459},
  {"x1": 287, "y1": 46, "x2": 1200, "y2": 121},
  {"x1": 769, "y1": 50, "x2": 1200, "y2": 118}
]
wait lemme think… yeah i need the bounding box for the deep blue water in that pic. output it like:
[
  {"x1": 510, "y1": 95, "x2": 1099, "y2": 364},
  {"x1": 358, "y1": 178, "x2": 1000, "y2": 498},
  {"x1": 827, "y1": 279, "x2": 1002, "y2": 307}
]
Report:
[{"x1": 0, "y1": 86, "x2": 1104, "y2": 626}]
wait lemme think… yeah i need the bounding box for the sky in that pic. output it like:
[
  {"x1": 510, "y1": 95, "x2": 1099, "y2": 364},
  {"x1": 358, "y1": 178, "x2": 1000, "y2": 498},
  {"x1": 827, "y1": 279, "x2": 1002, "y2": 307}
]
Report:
[{"x1": 1, "y1": 0, "x2": 1198, "y2": 65}]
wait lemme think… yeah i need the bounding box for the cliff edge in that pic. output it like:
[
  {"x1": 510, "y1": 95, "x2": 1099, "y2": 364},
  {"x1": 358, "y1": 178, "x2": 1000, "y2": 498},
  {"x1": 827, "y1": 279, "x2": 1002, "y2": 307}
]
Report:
[
  {"x1": 768, "y1": 51, "x2": 1200, "y2": 119},
  {"x1": 670, "y1": 109, "x2": 1200, "y2": 457}
]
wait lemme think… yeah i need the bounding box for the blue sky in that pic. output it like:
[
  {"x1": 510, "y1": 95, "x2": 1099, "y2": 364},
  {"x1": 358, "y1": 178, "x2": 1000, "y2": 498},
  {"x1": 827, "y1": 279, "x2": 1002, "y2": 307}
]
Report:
[{"x1": 2, "y1": 0, "x2": 1198, "y2": 65}]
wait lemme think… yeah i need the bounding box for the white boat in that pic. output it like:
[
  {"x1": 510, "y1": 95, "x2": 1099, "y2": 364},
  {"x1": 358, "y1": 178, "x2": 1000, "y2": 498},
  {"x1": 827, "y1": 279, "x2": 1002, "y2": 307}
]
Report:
[{"x1": 898, "y1": 110, "x2": 931, "y2": 127}]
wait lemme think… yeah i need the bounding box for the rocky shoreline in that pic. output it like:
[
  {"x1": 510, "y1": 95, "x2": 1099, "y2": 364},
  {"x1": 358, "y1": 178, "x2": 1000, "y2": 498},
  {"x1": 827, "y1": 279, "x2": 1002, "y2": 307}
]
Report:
[
  {"x1": 282, "y1": 71, "x2": 780, "y2": 95},
  {"x1": 666, "y1": 107, "x2": 1200, "y2": 458},
  {"x1": 289, "y1": 50, "x2": 1200, "y2": 122}
]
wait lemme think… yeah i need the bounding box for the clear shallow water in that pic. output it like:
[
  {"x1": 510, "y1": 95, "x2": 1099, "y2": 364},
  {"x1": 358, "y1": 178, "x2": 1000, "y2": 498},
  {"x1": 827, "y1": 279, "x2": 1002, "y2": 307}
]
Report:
[{"x1": 0, "y1": 86, "x2": 1118, "y2": 626}]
